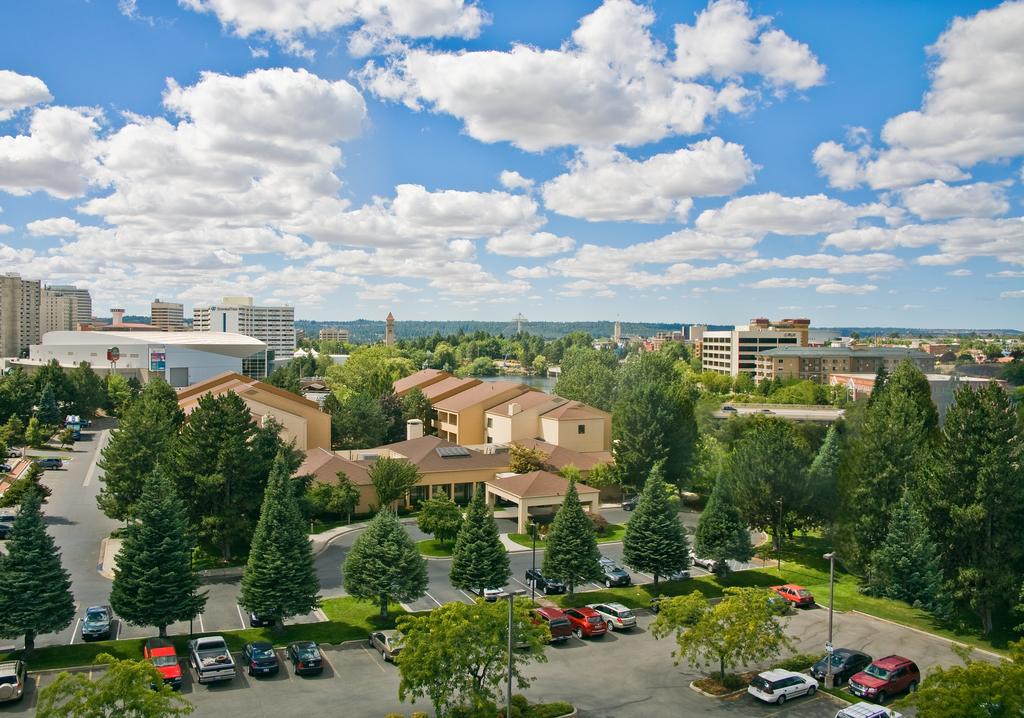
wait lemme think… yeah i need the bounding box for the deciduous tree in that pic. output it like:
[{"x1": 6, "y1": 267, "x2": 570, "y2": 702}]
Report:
[
  {"x1": 622, "y1": 464, "x2": 689, "y2": 588},
  {"x1": 25, "y1": 416, "x2": 48, "y2": 448},
  {"x1": 325, "y1": 345, "x2": 414, "y2": 398},
  {"x1": 694, "y1": 479, "x2": 753, "y2": 577},
  {"x1": 542, "y1": 479, "x2": 602, "y2": 596},
  {"x1": 67, "y1": 362, "x2": 106, "y2": 419},
  {"x1": 330, "y1": 391, "x2": 389, "y2": 449},
  {"x1": 508, "y1": 444, "x2": 548, "y2": 474},
  {"x1": 369, "y1": 456, "x2": 421, "y2": 510},
  {"x1": 417, "y1": 492, "x2": 463, "y2": 546},
  {"x1": 401, "y1": 387, "x2": 435, "y2": 436},
  {"x1": 554, "y1": 346, "x2": 618, "y2": 412},
  {"x1": 342, "y1": 509, "x2": 427, "y2": 617},
  {"x1": 449, "y1": 489, "x2": 509, "y2": 592},
  {"x1": 903, "y1": 641, "x2": 1024, "y2": 718}
]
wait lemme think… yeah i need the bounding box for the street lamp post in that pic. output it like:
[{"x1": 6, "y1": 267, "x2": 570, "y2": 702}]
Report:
[
  {"x1": 776, "y1": 498, "x2": 783, "y2": 572},
  {"x1": 823, "y1": 552, "x2": 836, "y2": 688},
  {"x1": 530, "y1": 522, "x2": 538, "y2": 601},
  {"x1": 503, "y1": 590, "x2": 526, "y2": 718}
]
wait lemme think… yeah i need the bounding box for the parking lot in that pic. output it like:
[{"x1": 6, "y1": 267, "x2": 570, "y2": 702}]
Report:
[{"x1": 3, "y1": 606, "x2": 988, "y2": 717}]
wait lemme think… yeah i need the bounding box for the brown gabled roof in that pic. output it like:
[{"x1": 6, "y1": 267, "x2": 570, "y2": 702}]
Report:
[
  {"x1": 540, "y1": 400, "x2": 611, "y2": 421},
  {"x1": 487, "y1": 470, "x2": 598, "y2": 499},
  {"x1": 393, "y1": 368, "x2": 452, "y2": 397},
  {"x1": 420, "y1": 376, "x2": 481, "y2": 401},
  {"x1": 296, "y1": 448, "x2": 373, "y2": 487},
  {"x1": 372, "y1": 435, "x2": 510, "y2": 474},
  {"x1": 512, "y1": 438, "x2": 613, "y2": 472},
  {"x1": 177, "y1": 371, "x2": 320, "y2": 411},
  {"x1": 434, "y1": 380, "x2": 533, "y2": 412},
  {"x1": 486, "y1": 391, "x2": 562, "y2": 416}
]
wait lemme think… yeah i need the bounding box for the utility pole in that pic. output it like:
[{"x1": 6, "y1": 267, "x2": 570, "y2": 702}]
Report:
[
  {"x1": 823, "y1": 552, "x2": 836, "y2": 688},
  {"x1": 776, "y1": 498, "x2": 783, "y2": 572},
  {"x1": 503, "y1": 590, "x2": 525, "y2": 717}
]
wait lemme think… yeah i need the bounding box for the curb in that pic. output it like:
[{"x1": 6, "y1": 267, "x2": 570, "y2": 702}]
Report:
[
  {"x1": 848, "y1": 610, "x2": 1008, "y2": 661},
  {"x1": 688, "y1": 680, "x2": 747, "y2": 699},
  {"x1": 310, "y1": 517, "x2": 418, "y2": 557}
]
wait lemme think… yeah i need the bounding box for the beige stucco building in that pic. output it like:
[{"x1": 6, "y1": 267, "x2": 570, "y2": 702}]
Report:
[
  {"x1": 486, "y1": 471, "x2": 600, "y2": 533},
  {"x1": 434, "y1": 380, "x2": 535, "y2": 445},
  {"x1": 755, "y1": 347, "x2": 934, "y2": 384},
  {"x1": 393, "y1": 368, "x2": 453, "y2": 397}
]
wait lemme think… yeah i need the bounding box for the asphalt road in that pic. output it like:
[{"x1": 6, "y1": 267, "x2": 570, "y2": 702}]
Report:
[{"x1": 714, "y1": 405, "x2": 844, "y2": 422}]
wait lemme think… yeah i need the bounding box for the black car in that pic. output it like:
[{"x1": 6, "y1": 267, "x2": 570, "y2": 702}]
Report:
[
  {"x1": 0, "y1": 515, "x2": 14, "y2": 540},
  {"x1": 621, "y1": 496, "x2": 638, "y2": 511},
  {"x1": 811, "y1": 648, "x2": 872, "y2": 685},
  {"x1": 35, "y1": 458, "x2": 63, "y2": 470},
  {"x1": 249, "y1": 611, "x2": 277, "y2": 628},
  {"x1": 242, "y1": 641, "x2": 280, "y2": 677},
  {"x1": 0, "y1": 464, "x2": 11, "y2": 473},
  {"x1": 524, "y1": 569, "x2": 565, "y2": 595},
  {"x1": 287, "y1": 641, "x2": 323, "y2": 676},
  {"x1": 598, "y1": 557, "x2": 631, "y2": 588},
  {"x1": 81, "y1": 605, "x2": 113, "y2": 641}
]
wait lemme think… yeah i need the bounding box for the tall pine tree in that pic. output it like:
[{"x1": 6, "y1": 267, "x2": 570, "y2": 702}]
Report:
[
  {"x1": 343, "y1": 509, "x2": 427, "y2": 617},
  {"x1": 0, "y1": 486, "x2": 75, "y2": 651},
  {"x1": 449, "y1": 489, "x2": 510, "y2": 592},
  {"x1": 240, "y1": 455, "x2": 321, "y2": 627},
  {"x1": 110, "y1": 468, "x2": 207, "y2": 637},
  {"x1": 804, "y1": 423, "x2": 842, "y2": 528},
  {"x1": 542, "y1": 479, "x2": 602, "y2": 596},
  {"x1": 622, "y1": 464, "x2": 689, "y2": 588},
  {"x1": 694, "y1": 479, "x2": 753, "y2": 577},
  {"x1": 36, "y1": 383, "x2": 61, "y2": 426},
  {"x1": 97, "y1": 377, "x2": 184, "y2": 522}
]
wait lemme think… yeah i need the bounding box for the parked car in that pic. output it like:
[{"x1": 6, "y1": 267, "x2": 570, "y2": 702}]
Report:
[
  {"x1": 531, "y1": 607, "x2": 572, "y2": 643},
  {"x1": 649, "y1": 596, "x2": 663, "y2": 614},
  {"x1": 369, "y1": 630, "x2": 404, "y2": 662},
  {"x1": 621, "y1": 495, "x2": 638, "y2": 511},
  {"x1": 242, "y1": 641, "x2": 280, "y2": 676},
  {"x1": 668, "y1": 568, "x2": 690, "y2": 581},
  {"x1": 598, "y1": 557, "x2": 631, "y2": 587},
  {"x1": 689, "y1": 549, "x2": 718, "y2": 572},
  {"x1": 81, "y1": 605, "x2": 113, "y2": 641},
  {"x1": 835, "y1": 703, "x2": 904, "y2": 718},
  {"x1": 747, "y1": 669, "x2": 818, "y2": 705},
  {"x1": 4, "y1": 449, "x2": 18, "y2": 459},
  {"x1": 35, "y1": 458, "x2": 63, "y2": 470},
  {"x1": 0, "y1": 464, "x2": 11, "y2": 473},
  {"x1": 144, "y1": 638, "x2": 182, "y2": 689},
  {"x1": 772, "y1": 583, "x2": 816, "y2": 608},
  {"x1": 0, "y1": 661, "x2": 26, "y2": 703},
  {"x1": 848, "y1": 655, "x2": 920, "y2": 704},
  {"x1": 287, "y1": 641, "x2": 324, "y2": 675},
  {"x1": 524, "y1": 569, "x2": 565, "y2": 595},
  {"x1": 563, "y1": 607, "x2": 607, "y2": 639},
  {"x1": 586, "y1": 602, "x2": 636, "y2": 631},
  {"x1": 721, "y1": 405, "x2": 737, "y2": 413},
  {"x1": 188, "y1": 636, "x2": 236, "y2": 684},
  {"x1": 248, "y1": 611, "x2": 277, "y2": 628},
  {"x1": 812, "y1": 648, "x2": 872, "y2": 685},
  {"x1": 0, "y1": 514, "x2": 14, "y2": 540},
  {"x1": 473, "y1": 587, "x2": 504, "y2": 602},
  {"x1": 759, "y1": 408, "x2": 774, "y2": 414}
]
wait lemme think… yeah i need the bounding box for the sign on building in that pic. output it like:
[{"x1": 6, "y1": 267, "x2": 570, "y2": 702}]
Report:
[{"x1": 149, "y1": 346, "x2": 166, "y2": 371}]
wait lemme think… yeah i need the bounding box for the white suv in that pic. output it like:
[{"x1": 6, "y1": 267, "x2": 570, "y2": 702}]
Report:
[
  {"x1": 586, "y1": 602, "x2": 637, "y2": 631},
  {"x1": 836, "y1": 703, "x2": 904, "y2": 718},
  {"x1": 0, "y1": 661, "x2": 26, "y2": 703},
  {"x1": 747, "y1": 669, "x2": 817, "y2": 705}
]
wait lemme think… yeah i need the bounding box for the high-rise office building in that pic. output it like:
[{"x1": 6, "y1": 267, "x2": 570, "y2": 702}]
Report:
[
  {"x1": 319, "y1": 327, "x2": 349, "y2": 343},
  {"x1": 40, "y1": 288, "x2": 75, "y2": 336},
  {"x1": 45, "y1": 284, "x2": 92, "y2": 326},
  {"x1": 193, "y1": 296, "x2": 295, "y2": 378},
  {"x1": 701, "y1": 318, "x2": 810, "y2": 377},
  {"x1": 0, "y1": 274, "x2": 41, "y2": 358},
  {"x1": 151, "y1": 299, "x2": 185, "y2": 331}
]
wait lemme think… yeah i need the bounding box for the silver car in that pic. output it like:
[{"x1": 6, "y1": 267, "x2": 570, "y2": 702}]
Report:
[
  {"x1": 586, "y1": 602, "x2": 637, "y2": 631},
  {"x1": 369, "y1": 630, "x2": 404, "y2": 662},
  {"x1": 0, "y1": 661, "x2": 26, "y2": 703}
]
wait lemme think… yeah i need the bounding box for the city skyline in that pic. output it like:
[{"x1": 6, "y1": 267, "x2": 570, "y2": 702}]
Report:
[{"x1": 1, "y1": 1, "x2": 1023, "y2": 327}]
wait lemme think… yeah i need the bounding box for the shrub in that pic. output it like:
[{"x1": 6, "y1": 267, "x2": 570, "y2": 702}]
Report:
[
  {"x1": 772, "y1": 653, "x2": 819, "y2": 672},
  {"x1": 587, "y1": 511, "x2": 609, "y2": 536}
]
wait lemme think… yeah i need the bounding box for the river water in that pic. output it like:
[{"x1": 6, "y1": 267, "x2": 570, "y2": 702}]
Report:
[{"x1": 478, "y1": 374, "x2": 557, "y2": 393}]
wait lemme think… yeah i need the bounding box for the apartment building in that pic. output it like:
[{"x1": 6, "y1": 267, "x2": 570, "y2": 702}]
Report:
[
  {"x1": 45, "y1": 284, "x2": 92, "y2": 326},
  {"x1": 318, "y1": 327, "x2": 349, "y2": 343},
  {"x1": 755, "y1": 346, "x2": 935, "y2": 383},
  {"x1": 193, "y1": 296, "x2": 294, "y2": 378},
  {"x1": 434, "y1": 380, "x2": 534, "y2": 445},
  {"x1": 701, "y1": 318, "x2": 809, "y2": 377},
  {"x1": 485, "y1": 394, "x2": 612, "y2": 452},
  {"x1": 151, "y1": 299, "x2": 185, "y2": 330},
  {"x1": 393, "y1": 368, "x2": 453, "y2": 397},
  {"x1": 0, "y1": 274, "x2": 41, "y2": 358},
  {"x1": 40, "y1": 288, "x2": 75, "y2": 336}
]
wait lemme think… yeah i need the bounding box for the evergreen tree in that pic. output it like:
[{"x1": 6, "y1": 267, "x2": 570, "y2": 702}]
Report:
[
  {"x1": 97, "y1": 377, "x2": 184, "y2": 522},
  {"x1": 343, "y1": 509, "x2": 427, "y2": 617},
  {"x1": 542, "y1": 479, "x2": 602, "y2": 596},
  {"x1": 694, "y1": 479, "x2": 753, "y2": 577},
  {"x1": 0, "y1": 462, "x2": 51, "y2": 507},
  {"x1": 36, "y1": 383, "x2": 61, "y2": 426},
  {"x1": 449, "y1": 489, "x2": 510, "y2": 592},
  {"x1": 866, "y1": 364, "x2": 889, "y2": 408},
  {"x1": 109, "y1": 468, "x2": 207, "y2": 637},
  {"x1": 32, "y1": 360, "x2": 72, "y2": 406},
  {"x1": 0, "y1": 368, "x2": 36, "y2": 423},
  {"x1": 804, "y1": 423, "x2": 842, "y2": 528},
  {"x1": 838, "y1": 360, "x2": 938, "y2": 570},
  {"x1": 401, "y1": 387, "x2": 435, "y2": 436},
  {"x1": 915, "y1": 382, "x2": 1024, "y2": 634},
  {"x1": 103, "y1": 373, "x2": 134, "y2": 417},
  {"x1": 379, "y1": 390, "x2": 406, "y2": 443},
  {"x1": 0, "y1": 415, "x2": 25, "y2": 447},
  {"x1": 239, "y1": 455, "x2": 321, "y2": 627},
  {"x1": 865, "y1": 490, "x2": 952, "y2": 621},
  {"x1": 67, "y1": 362, "x2": 106, "y2": 418},
  {"x1": 24, "y1": 416, "x2": 48, "y2": 448},
  {"x1": 332, "y1": 391, "x2": 389, "y2": 449},
  {"x1": 622, "y1": 464, "x2": 689, "y2": 588},
  {"x1": 0, "y1": 486, "x2": 75, "y2": 651}
]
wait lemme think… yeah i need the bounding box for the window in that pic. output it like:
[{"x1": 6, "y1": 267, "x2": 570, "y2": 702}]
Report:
[
  {"x1": 577, "y1": 424, "x2": 586, "y2": 434},
  {"x1": 486, "y1": 417, "x2": 493, "y2": 428}
]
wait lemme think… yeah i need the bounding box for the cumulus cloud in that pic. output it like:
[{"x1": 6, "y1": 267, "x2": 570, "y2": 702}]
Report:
[
  {"x1": 899, "y1": 180, "x2": 1010, "y2": 220},
  {"x1": 0, "y1": 106, "x2": 102, "y2": 198},
  {"x1": 507, "y1": 265, "x2": 552, "y2": 279},
  {"x1": 0, "y1": 70, "x2": 53, "y2": 120},
  {"x1": 746, "y1": 276, "x2": 877, "y2": 294},
  {"x1": 485, "y1": 231, "x2": 574, "y2": 257},
  {"x1": 499, "y1": 170, "x2": 533, "y2": 192},
  {"x1": 695, "y1": 192, "x2": 897, "y2": 238},
  {"x1": 1001, "y1": 289, "x2": 1024, "y2": 298},
  {"x1": 541, "y1": 138, "x2": 755, "y2": 222},
  {"x1": 359, "y1": 0, "x2": 823, "y2": 151},
  {"x1": 180, "y1": 0, "x2": 487, "y2": 56},
  {"x1": 814, "y1": 2, "x2": 1024, "y2": 189},
  {"x1": 946, "y1": 268, "x2": 973, "y2": 276}
]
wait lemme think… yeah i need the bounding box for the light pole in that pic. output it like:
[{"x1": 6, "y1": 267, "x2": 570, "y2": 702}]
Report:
[
  {"x1": 776, "y1": 498, "x2": 783, "y2": 572},
  {"x1": 823, "y1": 552, "x2": 836, "y2": 688},
  {"x1": 502, "y1": 589, "x2": 526, "y2": 718},
  {"x1": 529, "y1": 522, "x2": 538, "y2": 601}
]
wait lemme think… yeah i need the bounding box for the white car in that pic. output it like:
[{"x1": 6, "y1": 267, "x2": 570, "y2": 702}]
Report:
[
  {"x1": 689, "y1": 549, "x2": 718, "y2": 572},
  {"x1": 835, "y1": 703, "x2": 904, "y2": 718},
  {"x1": 476, "y1": 587, "x2": 504, "y2": 602},
  {"x1": 747, "y1": 669, "x2": 817, "y2": 705},
  {"x1": 586, "y1": 602, "x2": 637, "y2": 631}
]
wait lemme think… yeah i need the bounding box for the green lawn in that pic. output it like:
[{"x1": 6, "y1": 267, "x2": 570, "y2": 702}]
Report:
[
  {"x1": 508, "y1": 523, "x2": 627, "y2": 548},
  {"x1": 190, "y1": 541, "x2": 247, "y2": 571},
  {"x1": 556, "y1": 534, "x2": 1014, "y2": 657},
  {"x1": 417, "y1": 538, "x2": 455, "y2": 557},
  {"x1": 0, "y1": 597, "x2": 405, "y2": 672}
]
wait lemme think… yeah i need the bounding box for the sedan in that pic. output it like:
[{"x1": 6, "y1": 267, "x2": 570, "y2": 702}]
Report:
[
  {"x1": 369, "y1": 630, "x2": 403, "y2": 663},
  {"x1": 524, "y1": 569, "x2": 565, "y2": 595},
  {"x1": 242, "y1": 642, "x2": 280, "y2": 677},
  {"x1": 248, "y1": 611, "x2": 277, "y2": 628},
  {"x1": 81, "y1": 605, "x2": 113, "y2": 641},
  {"x1": 621, "y1": 495, "x2": 638, "y2": 511},
  {"x1": 812, "y1": 648, "x2": 872, "y2": 685},
  {"x1": 748, "y1": 669, "x2": 817, "y2": 705},
  {"x1": 0, "y1": 464, "x2": 11, "y2": 473},
  {"x1": 287, "y1": 641, "x2": 324, "y2": 676}
]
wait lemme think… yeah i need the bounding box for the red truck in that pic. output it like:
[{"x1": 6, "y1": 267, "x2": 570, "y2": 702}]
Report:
[{"x1": 144, "y1": 638, "x2": 182, "y2": 690}]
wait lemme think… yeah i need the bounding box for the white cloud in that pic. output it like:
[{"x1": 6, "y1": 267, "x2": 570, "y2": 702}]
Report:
[
  {"x1": 499, "y1": 170, "x2": 533, "y2": 192},
  {"x1": 695, "y1": 192, "x2": 896, "y2": 237},
  {"x1": 357, "y1": 282, "x2": 419, "y2": 301},
  {"x1": 26, "y1": 216, "x2": 85, "y2": 236},
  {"x1": 745, "y1": 276, "x2": 878, "y2": 294},
  {"x1": 989, "y1": 270, "x2": 1024, "y2": 278},
  {"x1": 900, "y1": 180, "x2": 1010, "y2": 220},
  {"x1": 813, "y1": 2, "x2": 1024, "y2": 189},
  {"x1": 541, "y1": 138, "x2": 755, "y2": 222},
  {"x1": 1001, "y1": 289, "x2": 1024, "y2": 298},
  {"x1": 0, "y1": 224, "x2": 11, "y2": 234},
  {"x1": 180, "y1": 0, "x2": 487, "y2": 56},
  {"x1": 0, "y1": 70, "x2": 53, "y2": 120},
  {"x1": 673, "y1": 0, "x2": 825, "y2": 90},
  {"x1": 249, "y1": 45, "x2": 270, "y2": 58},
  {"x1": 0, "y1": 106, "x2": 102, "y2": 198},
  {"x1": 486, "y1": 231, "x2": 574, "y2": 257},
  {"x1": 507, "y1": 266, "x2": 552, "y2": 279},
  {"x1": 946, "y1": 268, "x2": 972, "y2": 277},
  {"x1": 359, "y1": 0, "x2": 822, "y2": 152}
]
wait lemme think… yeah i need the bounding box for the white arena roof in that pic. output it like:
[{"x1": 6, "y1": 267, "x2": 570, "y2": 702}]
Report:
[{"x1": 39, "y1": 331, "x2": 266, "y2": 358}]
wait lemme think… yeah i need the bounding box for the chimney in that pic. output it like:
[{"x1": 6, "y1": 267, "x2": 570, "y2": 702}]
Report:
[
  {"x1": 406, "y1": 419, "x2": 424, "y2": 440},
  {"x1": 110, "y1": 308, "x2": 125, "y2": 326},
  {"x1": 508, "y1": 402, "x2": 521, "y2": 416}
]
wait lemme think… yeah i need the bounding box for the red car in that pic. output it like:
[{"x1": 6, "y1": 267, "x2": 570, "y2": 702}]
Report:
[
  {"x1": 771, "y1": 584, "x2": 815, "y2": 608},
  {"x1": 562, "y1": 607, "x2": 607, "y2": 639},
  {"x1": 532, "y1": 607, "x2": 573, "y2": 643},
  {"x1": 144, "y1": 638, "x2": 182, "y2": 689},
  {"x1": 848, "y1": 655, "x2": 921, "y2": 704}
]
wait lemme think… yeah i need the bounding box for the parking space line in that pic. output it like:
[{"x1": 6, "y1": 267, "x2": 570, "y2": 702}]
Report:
[
  {"x1": 360, "y1": 645, "x2": 387, "y2": 673},
  {"x1": 510, "y1": 577, "x2": 532, "y2": 592},
  {"x1": 115, "y1": 620, "x2": 121, "y2": 640},
  {"x1": 197, "y1": 613, "x2": 205, "y2": 633},
  {"x1": 319, "y1": 647, "x2": 337, "y2": 677},
  {"x1": 457, "y1": 589, "x2": 477, "y2": 603},
  {"x1": 423, "y1": 591, "x2": 443, "y2": 608},
  {"x1": 69, "y1": 618, "x2": 81, "y2": 644},
  {"x1": 236, "y1": 605, "x2": 247, "y2": 630},
  {"x1": 314, "y1": 607, "x2": 328, "y2": 622}
]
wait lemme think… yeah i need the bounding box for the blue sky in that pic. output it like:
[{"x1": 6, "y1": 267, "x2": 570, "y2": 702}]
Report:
[{"x1": 1, "y1": 0, "x2": 1022, "y2": 328}]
